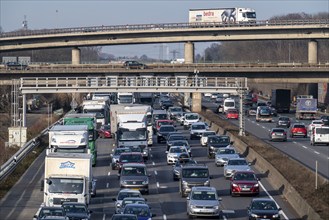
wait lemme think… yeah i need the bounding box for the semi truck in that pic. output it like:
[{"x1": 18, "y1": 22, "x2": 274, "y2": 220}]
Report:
[
  {"x1": 117, "y1": 92, "x2": 134, "y2": 104},
  {"x1": 189, "y1": 8, "x2": 256, "y2": 24},
  {"x1": 134, "y1": 92, "x2": 154, "y2": 106},
  {"x1": 295, "y1": 96, "x2": 318, "y2": 120},
  {"x1": 63, "y1": 113, "x2": 98, "y2": 166},
  {"x1": 48, "y1": 125, "x2": 89, "y2": 154},
  {"x1": 271, "y1": 89, "x2": 291, "y2": 113},
  {"x1": 256, "y1": 106, "x2": 272, "y2": 122},
  {"x1": 43, "y1": 153, "x2": 95, "y2": 206}
]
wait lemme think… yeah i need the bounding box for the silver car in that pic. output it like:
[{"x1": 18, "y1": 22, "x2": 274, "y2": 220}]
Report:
[
  {"x1": 215, "y1": 147, "x2": 240, "y2": 166},
  {"x1": 186, "y1": 186, "x2": 221, "y2": 218},
  {"x1": 224, "y1": 158, "x2": 251, "y2": 178},
  {"x1": 112, "y1": 189, "x2": 143, "y2": 214},
  {"x1": 269, "y1": 128, "x2": 287, "y2": 142}
]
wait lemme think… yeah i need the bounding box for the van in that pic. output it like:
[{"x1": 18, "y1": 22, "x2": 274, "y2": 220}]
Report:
[
  {"x1": 223, "y1": 98, "x2": 235, "y2": 113},
  {"x1": 310, "y1": 126, "x2": 329, "y2": 146}
]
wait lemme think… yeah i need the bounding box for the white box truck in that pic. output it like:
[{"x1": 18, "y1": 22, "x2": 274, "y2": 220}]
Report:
[
  {"x1": 48, "y1": 125, "x2": 89, "y2": 154},
  {"x1": 189, "y1": 8, "x2": 256, "y2": 24},
  {"x1": 43, "y1": 153, "x2": 95, "y2": 206},
  {"x1": 82, "y1": 99, "x2": 110, "y2": 128}
]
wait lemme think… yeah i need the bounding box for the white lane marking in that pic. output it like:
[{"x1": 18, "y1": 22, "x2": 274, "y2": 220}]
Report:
[
  {"x1": 314, "y1": 151, "x2": 320, "y2": 155},
  {"x1": 262, "y1": 126, "x2": 266, "y2": 129},
  {"x1": 302, "y1": 146, "x2": 307, "y2": 149},
  {"x1": 293, "y1": 141, "x2": 297, "y2": 144},
  {"x1": 159, "y1": 185, "x2": 168, "y2": 188},
  {"x1": 150, "y1": 154, "x2": 153, "y2": 158},
  {"x1": 252, "y1": 121, "x2": 255, "y2": 123},
  {"x1": 106, "y1": 183, "x2": 109, "y2": 188},
  {"x1": 157, "y1": 182, "x2": 160, "y2": 188},
  {"x1": 103, "y1": 214, "x2": 106, "y2": 220},
  {"x1": 258, "y1": 181, "x2": 289, "y2": 220},
  {"x1": 163, "y1": 214, "x2": 167, "y2": 220},
  {"x1": 256, "y1": 123, "x2": 260, "y2": 126},
  {"x1": 108, "y1": 172, "x2": 111, "y2": 176},
  {"x1": 152, "y1": 162, "x2": 155, "y2": 166},
  {"x1": 154, "y1": 170, "x2": 158, "y2": 175}
]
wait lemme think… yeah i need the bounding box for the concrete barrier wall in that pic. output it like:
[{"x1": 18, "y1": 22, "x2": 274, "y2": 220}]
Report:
[{"x1": 200, "y1": 112, "x2": 325, "y2": 220}]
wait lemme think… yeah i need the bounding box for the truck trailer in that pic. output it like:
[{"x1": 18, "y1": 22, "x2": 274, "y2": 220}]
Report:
[
  {"x1": 271, "y1": 89, "x2": 291, "y2": 113},
  {"x1": 295, "y1": 96, "x2": 317, "y2": 120},
  {"x1": 189, "y1": 7, "x2": 256, "y2": 24},
  {"x1": 43, "y1": 153, "x2": 95, "y2": 206}
]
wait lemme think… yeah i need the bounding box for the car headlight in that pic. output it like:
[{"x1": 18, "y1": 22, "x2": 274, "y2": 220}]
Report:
[
  {"x1": 142, "y1": 180, "x2": 149, "y2": 184},
  {"x1": 204, "y1": 180, "x2": 210, "y2": 186},
  {"x1": 210, "y1": 146, "x2": 215, "y2": 150},
  {"x1": 182, "y1": 180, "x2": 188, "y2": 186},
  {"x1": 232, "y1": 183, "x2": 238, "y2": 187},
  {"x1": 213, "y1": 205, "x2": 219, "y2": 209},
  {"x1": 272, "y1": 214, "x2": 280, "y2": 218},
  {"x1": 191, "y1": 205, "x2": 197, "y2": 209},
  {"x1": 254, "y1": 183, "x2": 259, "y2": 187},
  {"x1": 251, "y1": 213, "x2": 259, "y2": 218},
  {"x1": 116, "y1": 203, "x2": 121, "y2": 208},
  {"x1": 158, "y1": 133, "x2": 162, "y2": 136},
  {"x1": 120, "y1": 180, "x2": 127, "y2": 184}
]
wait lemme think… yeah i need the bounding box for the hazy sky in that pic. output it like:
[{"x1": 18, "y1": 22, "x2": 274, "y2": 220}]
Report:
[{"x1": 1, "y1": 0, "x2": 328, "y2": 59}]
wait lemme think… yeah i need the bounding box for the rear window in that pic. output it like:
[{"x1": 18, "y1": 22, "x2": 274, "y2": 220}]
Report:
[
  {"x1": 272, "y1": 129, "x2": 285, "y2": 132},
  {"x1": 293, "y1": 125, "x2": 305, "y2": 128},
  {"x1": 315, "y1": 128, "x2": 329, "y2": 135}
]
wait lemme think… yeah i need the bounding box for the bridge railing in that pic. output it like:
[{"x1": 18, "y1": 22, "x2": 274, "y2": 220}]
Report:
[{"x1": 1, "y1": 19, "x2": 328, "y2": 38}]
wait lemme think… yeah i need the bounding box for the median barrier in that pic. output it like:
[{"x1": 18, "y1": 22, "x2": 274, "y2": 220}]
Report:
[{"x1": 200, "y1": 109, "x2": 326, "y2": 220}]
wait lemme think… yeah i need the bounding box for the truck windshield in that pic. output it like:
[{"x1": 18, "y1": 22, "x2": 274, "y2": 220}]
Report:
[
  {"x1": 48, "y1": 178, "x2": 84, "y2": 194},
  {"x1": 246, "y1": 12, "x2": 256, "y2": 18},
  {"x1": 119, "y1": 95, "x2": 133, "y2": 104},
  {"x1": 182, "y1": 169, "x2": 209, "y2": 178},
  {"x1": 83, "y1": 109, "x2": 104, "y2": 119},
  {"x1": 118, "y1": 129, "x2": 147, "y2": 141}
]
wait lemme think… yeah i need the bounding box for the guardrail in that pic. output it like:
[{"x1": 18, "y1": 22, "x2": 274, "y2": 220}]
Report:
[
  {"x1": 0, "y1": 119, "x2": 63, "y2": 183},
  {"x1": 1, "y1": 19, "x2": 328, "y2": 38}
]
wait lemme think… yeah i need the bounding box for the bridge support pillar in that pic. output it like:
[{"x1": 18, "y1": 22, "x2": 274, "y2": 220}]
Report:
[
  {"x1": 308, "y1": 40, "x2": 318, "y2": 64},
  {"x1": 184, "y1": 93, "x2": 191, "y2": 108},
  {"x1": 191, "y1": 92, "x2": 202, "y2": 113},
  {"x1": 184, "y1": 42, "x2": 194, "y2": 64},
  {"x1": 72, "y1": 47, "x2": 81, "y2": 64}
]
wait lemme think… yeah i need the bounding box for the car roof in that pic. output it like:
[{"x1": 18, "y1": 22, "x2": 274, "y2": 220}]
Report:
[
  {"x1": 124, "y1": 203, "x2": 150, "y2": 208},
  {"x1": 191, "y1": 186, "x2": 216, "y2": 192},
  {"x1": 182, "y1": 164, "x2": 208, "y2": 169},
  {"x1": 251, "y1": 197, "x2": 276, "y2": 202},
  {"x1": 191, "y1": 122, "x2": 206, "y2": 125},
  {"x1": 233, "y1": 170, "x2": 255, "y2": 174},
  {"x1": 122, "y1": 163, "x2": 146, "y2": 167},
  {"x1": 120, "y1": 152, "x2": 143, "y2": 156},
  {"x1": 118, "y1": 189, "x2": 141, "y2": 194},
  {"x1": 61, "y1": 202, "x2": 86, "y2": 206}
]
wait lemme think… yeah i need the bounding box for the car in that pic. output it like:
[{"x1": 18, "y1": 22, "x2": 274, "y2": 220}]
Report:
[
  {"x1": 98, "y1": 124, "x2": 112, "y2": 138},
  {"x1": 310, "y1": 126, "x2": 329, "y2": 146},
  {"x1": 224, "y1": 158, "x2": 251, "y2": 179},
  {"x1": 321, "y1": 115, "x2": 329, "y2": 126},
  {"x1": 172, "y1": 157, "x2": 197, "y2": 180},
  {"x1": 189, "y1": 122, "x2": 208, "y2": 140},
  {"x1": 39, "y1": 216, "x2": 68, "y2": 220},
  {"x1": 166, "y1": 133, "x2": 186, "y2": 150},
  {"x1": 270, "y1": 106, "x2": 278, "y2": 117},
  {"x1": 167, "y1": 106, "x2": 184, "y2": 120},
  {"x1": 33, "y1": 205, "x2": 66, "y2": 220},
  {"x1": 290, "y1": 123, "x2": 307, "y2": 138},
  {"x1": 118, "y1": 197, "x2": 147, "y2": 214},
  {"x1": 226, "y1": 109, "x2": 239, "y2": 119},
  {"x1": 123, "y1": 60, "x2": 147, "y2": 69},
  {"x1": 122, "y1": 203, "x2": 156, "y2": 220},
  {"x1": 110, "y1": 147, "x2": 132, "y2": 170},
  {"x1": 61, "y1": 202, "x2": 92, "y2": 220},
  {"x1": 152, "y1": 109, "x2": 168, "y2": 126},
  {"x1": 166, "y1": 146, "x2": 189, "y2": 165},
  {"x1": 247, "y1": 198, "x2": 281, "y2": 220},
  {"x1": 182, "y1": 112, "x2": 200, "y2": 129},
  {"x1": 156, "y1": 125, "x2": 176, "y2": 143},
  {"x1": 179, "y1": 164, "x2": 211, "y2": 197},
  {"x1": 247, "y1": 107, "x2": 257, "y2": 117},
  {"x1": 206, "y1": 135, "x2": 231, "y2": 158},
  {"x1": 307, "y1": 120, "x2": 324, "y2": 134},
  {"x1": 269, "y1": 128, "x2": 287, "y2": 142},
  {"x1": 200, "y1": 131, "x2": 216, "y2": 147},
  {"x1": 230, "y1": 171, "x2": 260, "y2": 196},
  {"x1": 215, "y1": 147, "x2": 240, "y2": 166},
  {"x1": 118, "y1": 152, "x2": 145, "y2": 173},
  {"x1": 154, "y1": 119, "x2": 175, "y2": 132},
  {"x1": 5, "y1": 61, "x2": 29, "y2": 70},
  {"x1": 111, "y1": 214, "x2": 138, "y2": 220},
  {"x1": 186, "y1": 186, "x2": 221, "y2": 218},
  {"x1": 119, "y1": 163, "x2": 150, "y2": 194},
  {"x1": 160, "y1": 100, "x2": 174, "y2": 110},
  {"x1": 166, "y1": 139, "x2": 191, "y2": 155},
  {"x1": 276, "y1": 116, "x2": 291, "y2": 128},
  {"x1": 112, "y1": 189, "x2": 143, "y2": 214}
]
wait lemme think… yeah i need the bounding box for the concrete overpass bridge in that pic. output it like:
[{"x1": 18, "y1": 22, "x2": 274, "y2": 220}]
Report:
[{"x1": 1, "y1": 19, "x2": 329, "y2": 64}]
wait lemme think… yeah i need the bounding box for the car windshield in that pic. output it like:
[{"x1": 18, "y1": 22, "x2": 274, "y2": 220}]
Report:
[
  {"x1": 48, "y1": 178, "x2": 84, "y2": 194},
  {"x1": 313, "y1": 121, "x2": 323, "y2": 125},
  {"x1": 114, "y1": 148, "x2": 131, "y2": 155},
  {"x1": 186, "y1": 114, "x2": 198, "y2": 120},
  {"x1": 272, "y1": 129, "x2": 284, "y2": 133},
  {"x1": 120, "y1": 154, "x2": 144, "y2": 163},
  {"x1": 122, "y1": 167, "x2": 146, "y2": 176},
  {"x1": 62, "y1": 204, "x2": 87, "y2": 213},
  {"x1": 124, "y1": 206, "x2": 150, "y2": 217},
  {"x1": 118, "y1": 192, "x2": 142, "y2": 200},
  {"x1": 191, "y1": 191, "x2": 216, "y2": 200},
  {"x1": 218, "y1": 149, "x2": 236, "y2": 154},
  {"x1": 39, "y1": 209, "x2": 64, "y2": 217},
  {"x1": 169, "y1": 147, "x2": 187, "y2": 153},
  {"x1": 118, "y1": 129, "x2": 147, "y2": 141},
  {"x1": 182, "y1": 168, "x2": 208, "y2": 178},
  {"x1": 279, "y1": 117, "x2": 289, "y2": 121},
  {"x1": 160, "y1": 126, "x2": 175, "y2": 132},
  {"x1": 203, "y1": 132, "x2": 216, "y2": 137},
  {"x1": 251, "y1": 200, "x2": 278, "y2": 210},
  {"x1": 192, "y1": 124, "x2": 206, "y2": 130},
  {"x1": 171, "y1": 141, "x2": 188, "y2": 146},
  {"x1": 228, "y1": 159, "x2": 248, "y2": 166},
  {"x1": 169, "y1": 136, "x2": 185, "y2": 141},
  {"x1": 170, "y1": 107, "x2": 182, "y2": 112},
  {"x1": 122, "y1": 199, "x2": 146, "y2": 207},
  {"x1": 209, "y1": 136, "x2": 230, "y2": 144},
  {"x1": 233, "y1": 172, "x2": 256, "y2": 181},
  {"x1": 158, "y1": 121, "x2": 171, "y2": 126}
]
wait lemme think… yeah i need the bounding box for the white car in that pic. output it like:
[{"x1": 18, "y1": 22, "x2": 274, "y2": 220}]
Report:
[
  {"x1": 190, "y1": 122, "x2": 208, "y2": 140},
  {"x1": 166, "y1": 146, "x2": 189, "y2": 165},
  {"x1": 215, "y1": 147, "x2": 240, "y2": 166},
  {"x1": 200, "y1": 131, "x2": 216, "y2": 147},
  {"x1": 307, "y1": 120, "x2": 324, "y2": 134},
  {"x1": 183, "y1": 113, "x2": 200, "y2": 129}
]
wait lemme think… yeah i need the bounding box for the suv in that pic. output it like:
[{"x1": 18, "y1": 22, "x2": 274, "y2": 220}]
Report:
[
  {"x1": 190, "y1": 122, "x2": 208, "y2": 140},
  {"x1": 123, "y1": 60, "x2": 147, "y2": 69},
  {"x1": 230, "y1": 171, "x2": 260, "y2": 196},
  {"x1": 179, "y1": 164, "x2": 211, "y2": 197},
  {"x1": 156, "y1": 125, "x2": 175, "y2": 143},
  {"x1": 186, "y1": 186, "x2": 221, "y2": 218},
  {"x1": 290, "y1": 123, "x2": 307, "y2": 138},
  {"x1": 167, "y1": 106, "x2": 184, "y2": 120},
  {"x1": 119, "y1": 163, "x2": 150, "y2": 194}
]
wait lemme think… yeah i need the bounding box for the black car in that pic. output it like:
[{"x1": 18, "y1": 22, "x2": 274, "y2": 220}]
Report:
[
  {"x1": 157, "y1": 125, "x2": 176, "y2": 143},
  {"x1": 321, "y1": 115, "x2": 329, "y2": 126},
  {"x1": 161, "y1": 100, "x2": 174, "y2": 110},
  {"x1": 61, "y1": 202, "x2": 92, "y2": 220},
  {"x1": 207, "y1": 135, "x2": 231, "y2": 158},
  {"x1": 276, "y1": 116, "x2": 291, "y2": 128},
  {"x1": 247, "y1": 198, "x2": 281, "y2": 220},
  {"x1": 123, "y1": 60, "x2": 147, "y2": 69}
]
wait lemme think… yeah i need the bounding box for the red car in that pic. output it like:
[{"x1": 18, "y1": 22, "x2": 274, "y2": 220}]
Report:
[
  {"x1": 98, "y1": 124, "x2": 111, "y2": 138},
  {"x1": 226, "y1": 109, "x2": 239, "y2": 119},
  {"x1": 290, "y1": 123, "x2": 307, "y2": 138},
  {"x1": 155, "y1": 119, "x2": 174, "y2": 132},
  {"x1": 230, "y1": 171, "x2": 259, "y2": 196}
]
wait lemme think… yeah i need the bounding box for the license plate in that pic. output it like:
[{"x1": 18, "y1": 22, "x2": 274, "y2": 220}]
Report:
[{"x1": 241, "y1": 188, "x2": 250, "y2": 191}]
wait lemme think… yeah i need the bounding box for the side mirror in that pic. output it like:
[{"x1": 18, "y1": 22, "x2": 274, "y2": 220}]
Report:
[
  {"x1": 218, "y1": 197, "x2": 222, "y2": 201},
  {"x1": 165, "y1": 151, "x2": 168, "y2": 154}
]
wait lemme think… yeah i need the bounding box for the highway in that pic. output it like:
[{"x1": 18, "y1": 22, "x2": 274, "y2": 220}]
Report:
[
  {"x1": 0, "y1": 109, "x2": 300, "y2": 219},
  {"x1": 202, "y1": 98, "x2": 329, "y2": 179}
]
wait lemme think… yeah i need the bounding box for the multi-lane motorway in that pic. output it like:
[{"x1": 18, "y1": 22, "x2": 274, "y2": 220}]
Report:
[{"x1": 1, "y1": 103, "x2": 303, "y2": 219}]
